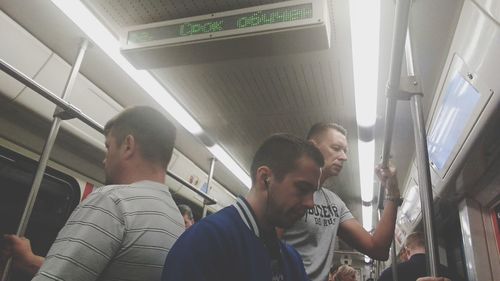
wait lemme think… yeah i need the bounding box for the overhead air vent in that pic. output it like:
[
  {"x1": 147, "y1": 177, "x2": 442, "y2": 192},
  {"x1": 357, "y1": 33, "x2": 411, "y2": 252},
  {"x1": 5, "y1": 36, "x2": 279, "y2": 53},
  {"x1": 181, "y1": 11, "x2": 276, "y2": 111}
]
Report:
[{"x1": 120, "y1": 0, "x2": 330, "y2": 68}]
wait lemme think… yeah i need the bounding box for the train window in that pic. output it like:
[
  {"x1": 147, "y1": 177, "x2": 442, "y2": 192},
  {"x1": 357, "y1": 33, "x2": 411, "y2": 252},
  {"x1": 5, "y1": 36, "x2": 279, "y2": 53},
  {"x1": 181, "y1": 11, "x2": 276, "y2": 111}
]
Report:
[{"x1": 0, "y1": 146, "x2": 80, "y2": 269}]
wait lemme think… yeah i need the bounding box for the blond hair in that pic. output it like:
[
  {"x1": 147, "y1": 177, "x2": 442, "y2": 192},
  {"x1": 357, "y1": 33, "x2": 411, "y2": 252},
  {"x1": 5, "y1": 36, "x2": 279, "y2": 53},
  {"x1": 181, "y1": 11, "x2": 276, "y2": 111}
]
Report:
[{"x1": 404, "y1": 232, "x2": 425, "y2": 250}]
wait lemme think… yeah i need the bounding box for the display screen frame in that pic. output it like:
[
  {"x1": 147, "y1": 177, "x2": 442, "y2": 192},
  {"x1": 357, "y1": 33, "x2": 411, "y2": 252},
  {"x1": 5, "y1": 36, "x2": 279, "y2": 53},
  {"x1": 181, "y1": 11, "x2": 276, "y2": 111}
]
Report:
[
  {"x1": 121, "y1": 0, "x2": 325, "y2": 50},
  {"x1": 127, "y1": 3, "x2": 314, "y2": 45},
  {"x1": 427, "y1": 54, "x2": 492, "y2": 179}
]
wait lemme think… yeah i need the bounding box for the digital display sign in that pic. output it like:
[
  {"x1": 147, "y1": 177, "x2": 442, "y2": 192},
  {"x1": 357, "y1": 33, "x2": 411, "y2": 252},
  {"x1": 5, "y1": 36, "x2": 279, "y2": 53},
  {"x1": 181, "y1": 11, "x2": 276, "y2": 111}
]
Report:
[{"x1": 127, "y1": 3, "x2": 313, "y2": 44}]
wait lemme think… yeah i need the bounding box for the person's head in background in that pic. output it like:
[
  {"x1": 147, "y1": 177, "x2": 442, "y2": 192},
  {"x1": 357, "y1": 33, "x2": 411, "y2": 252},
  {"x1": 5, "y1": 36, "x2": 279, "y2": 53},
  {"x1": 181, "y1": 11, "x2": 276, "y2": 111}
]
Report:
[
  {"x1": 306, "y1": 122, "x2": 348, "y2": 184},
  {"x1": 328, "y1": 264, "x2": 357, "y2": 281},
  {"x1": 403, "y1": 232, "x2": 426, "y2": 258},
  {"x1": 178, "y1": 204, "x2": 194, "y2": 229}
]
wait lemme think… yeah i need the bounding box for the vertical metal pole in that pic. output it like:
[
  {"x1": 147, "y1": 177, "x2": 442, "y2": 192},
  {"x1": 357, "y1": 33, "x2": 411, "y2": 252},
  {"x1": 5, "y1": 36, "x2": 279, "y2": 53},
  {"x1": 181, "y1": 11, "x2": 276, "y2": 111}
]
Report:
[
  {"x1": 410, "y1": 94, "x2": 439, "y2": 276},
  {"x1": 377, "y1": 0, "x2": 412, "y2": 279},
  {"x1": 1, "y1": 39, "x2": 88, "y2": 281},
  {"x1": 202, "y1": 158, "x2": 216, "y2": 218},
  {"x1": 390, "y1": 240, "x2": 398, "y2": 281}
]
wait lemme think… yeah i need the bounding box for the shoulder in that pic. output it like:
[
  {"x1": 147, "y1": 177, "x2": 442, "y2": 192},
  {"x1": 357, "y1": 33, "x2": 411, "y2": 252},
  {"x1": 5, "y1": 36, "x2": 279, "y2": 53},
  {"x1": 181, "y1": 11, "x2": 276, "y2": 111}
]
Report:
[
  {"x1": 378, "y1": 266, "x2": 392, "y2": 281},
  {"x1": 320, "y1": 188, "x2": 343, "y2": 201},
  {"x1": 173, "y1": 206, "x2": 241, "y2": 246},
  {"x1": 164, "y1": 206, "x2": 243, "y2": 271},
  {"x1": 282, "y1": 242, "x2": 303, "y2": 261},
  {"x1": 86, "y1": 184, "x2": 136, "y2": 204},
  {"x1": 89, "y1": 182, "x2": 177, "y2": 210}
]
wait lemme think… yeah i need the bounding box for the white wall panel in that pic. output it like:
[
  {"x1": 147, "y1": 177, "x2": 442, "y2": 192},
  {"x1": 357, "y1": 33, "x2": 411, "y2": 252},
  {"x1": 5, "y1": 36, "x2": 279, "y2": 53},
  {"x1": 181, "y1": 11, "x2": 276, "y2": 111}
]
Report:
[{"x1": 0, "y1": 10, "x2": 51, "y2": 100}]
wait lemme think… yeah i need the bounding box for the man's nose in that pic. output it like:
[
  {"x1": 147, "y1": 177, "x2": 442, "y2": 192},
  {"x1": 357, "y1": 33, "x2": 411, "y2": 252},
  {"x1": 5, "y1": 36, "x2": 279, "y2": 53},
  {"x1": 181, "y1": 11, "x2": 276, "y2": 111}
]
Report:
[{"x1": 339, "y1": 150, "x2": 348, "y2": 161}]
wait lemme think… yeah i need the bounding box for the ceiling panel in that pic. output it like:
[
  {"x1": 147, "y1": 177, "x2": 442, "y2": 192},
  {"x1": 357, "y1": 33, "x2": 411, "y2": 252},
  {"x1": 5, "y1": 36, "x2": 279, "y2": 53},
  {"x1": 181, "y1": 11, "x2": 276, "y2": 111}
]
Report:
[{"x1": 150, "y1": 51, "x2": 351, "y2": 171}]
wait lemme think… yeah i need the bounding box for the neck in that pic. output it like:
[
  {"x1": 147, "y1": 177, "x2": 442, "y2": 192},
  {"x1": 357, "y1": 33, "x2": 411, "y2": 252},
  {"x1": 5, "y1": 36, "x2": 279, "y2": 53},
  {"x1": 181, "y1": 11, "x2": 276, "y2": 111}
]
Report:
[
  {"x1": 245, "y1": 188, "x2": 274, "y2": 233},
  {"x1": 319, "y1": 172, "x2": 332, "y2": 186},
  {"x1": 409, "y1": 247, "x2": 426, "y2": 258},
  {"x1": 116, "y1": 161, "x2": 166, "y2": 185}
]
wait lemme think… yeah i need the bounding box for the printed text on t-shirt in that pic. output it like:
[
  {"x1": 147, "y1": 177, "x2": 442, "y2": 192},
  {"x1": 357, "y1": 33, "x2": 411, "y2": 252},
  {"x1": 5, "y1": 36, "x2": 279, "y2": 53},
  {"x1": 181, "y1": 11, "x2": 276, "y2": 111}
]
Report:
[{"x1": 305, "y1": 204, "x2": 340, "y2": 226}]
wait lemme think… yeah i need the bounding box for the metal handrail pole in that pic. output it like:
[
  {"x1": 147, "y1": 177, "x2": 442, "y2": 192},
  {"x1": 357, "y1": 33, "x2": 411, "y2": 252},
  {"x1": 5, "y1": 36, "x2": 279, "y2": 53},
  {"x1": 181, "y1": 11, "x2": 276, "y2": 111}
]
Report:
[
  {"x1": 1, "y1": 39, "x2": 89, "y2": 281},
  {"x1": 167, "y1": 171, "x2": 217, "y2": 205},
  {"x1": 0, "y1": 58, "x2": 104, "y2": 134},
  {"x1": 0, "y1": 59, "x2": 217, "y2": 205},
  {"x1": 377, "y1": 0, "x2": 412, "y2": 207},
  {"x1": 410, "y1": 94, "x2": 438, "y2": 276},
  {"x1": 202, "y1": 158, "x2": 217, "y2": 217},
  {"x1": 390, "y1": 239, "x2": 398, "y2": 281},
  {"x1": 16, "y1": 39, "x2": 89, "y2": 236},
  {"x1": 376, "y1": 1, "x2": 413, "y2": 281}
]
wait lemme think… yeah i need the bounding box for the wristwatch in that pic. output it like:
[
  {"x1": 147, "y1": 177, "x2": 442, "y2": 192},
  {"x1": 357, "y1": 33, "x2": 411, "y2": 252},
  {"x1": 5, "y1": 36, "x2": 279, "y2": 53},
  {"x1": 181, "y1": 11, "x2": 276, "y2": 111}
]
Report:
[{"x1": 385, "y1": 196, "x2": 403, "y2": 206}]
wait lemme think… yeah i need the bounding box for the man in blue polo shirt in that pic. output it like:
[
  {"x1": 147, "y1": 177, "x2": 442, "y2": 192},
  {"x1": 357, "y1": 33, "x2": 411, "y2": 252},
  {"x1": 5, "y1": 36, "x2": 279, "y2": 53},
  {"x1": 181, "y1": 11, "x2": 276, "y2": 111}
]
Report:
[{"x1": 162, "y1": 134, "x2": 324, "y2": 281}]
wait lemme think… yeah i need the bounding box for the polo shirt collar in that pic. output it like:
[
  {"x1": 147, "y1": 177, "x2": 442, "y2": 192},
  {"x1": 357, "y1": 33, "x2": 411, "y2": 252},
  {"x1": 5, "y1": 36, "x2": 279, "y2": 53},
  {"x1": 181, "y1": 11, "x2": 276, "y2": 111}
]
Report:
[{"x1": 233, "y1": 197, "x2": 261, "y2": 237}]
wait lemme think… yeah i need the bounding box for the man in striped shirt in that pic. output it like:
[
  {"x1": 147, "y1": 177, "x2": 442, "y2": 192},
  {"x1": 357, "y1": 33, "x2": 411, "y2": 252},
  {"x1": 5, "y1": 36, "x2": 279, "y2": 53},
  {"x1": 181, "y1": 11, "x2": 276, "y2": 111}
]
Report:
[{"x1": 3, "y1": 106, "x2": 185, "y2": 281}]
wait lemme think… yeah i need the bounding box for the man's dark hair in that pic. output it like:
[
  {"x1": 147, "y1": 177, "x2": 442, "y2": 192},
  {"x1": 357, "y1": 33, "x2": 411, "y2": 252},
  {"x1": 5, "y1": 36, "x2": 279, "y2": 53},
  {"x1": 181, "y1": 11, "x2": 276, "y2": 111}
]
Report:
[
  {"x1": 306, "y1": 122, "x2": 347, "y2": 140},
  {"x1": 178, "y1": 204, "x2": 193, "y2": 220},
  {"x1": 250, "y1": 134, "x2": 324, "y2": 183},
  {"x1": 104, "y1": 106, "x2": 176, "y2": 169}
]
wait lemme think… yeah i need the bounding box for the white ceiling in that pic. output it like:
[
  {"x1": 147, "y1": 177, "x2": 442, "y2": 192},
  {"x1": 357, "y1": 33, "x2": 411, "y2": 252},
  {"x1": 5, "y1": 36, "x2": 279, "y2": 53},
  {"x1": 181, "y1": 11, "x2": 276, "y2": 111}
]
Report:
[{"x1": 80, "y1": 0, "x2": 363, "y2": 208}]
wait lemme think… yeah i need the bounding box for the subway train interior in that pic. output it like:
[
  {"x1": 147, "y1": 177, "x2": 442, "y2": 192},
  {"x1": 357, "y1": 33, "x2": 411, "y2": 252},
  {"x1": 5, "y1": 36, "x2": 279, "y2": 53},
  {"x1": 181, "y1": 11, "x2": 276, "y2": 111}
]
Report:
[{"x1": 0, "y1": 0, "x2": 499, "y2": 280}]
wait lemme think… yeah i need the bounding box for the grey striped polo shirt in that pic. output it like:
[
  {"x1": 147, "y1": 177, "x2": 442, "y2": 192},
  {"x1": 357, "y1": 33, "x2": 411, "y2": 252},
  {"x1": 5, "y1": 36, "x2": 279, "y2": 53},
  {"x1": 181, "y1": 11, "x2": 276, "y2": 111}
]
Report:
[{"x1": 33, "y1": 180, "x2": 184, "y2": 281}]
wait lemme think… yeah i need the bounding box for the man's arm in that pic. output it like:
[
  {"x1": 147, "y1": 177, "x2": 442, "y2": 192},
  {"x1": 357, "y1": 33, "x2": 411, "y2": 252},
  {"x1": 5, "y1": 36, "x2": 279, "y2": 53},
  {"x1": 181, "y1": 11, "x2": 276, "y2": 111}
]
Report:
[
  {"x1": 32, "y1": 192, "x2": 125, "y2": 281},
  {"x1": 1, "y1": 235, "x2": 44, "y2": 276},
  {"x1": 338, "y1": 164, "x2": 399, "y2": 260}
]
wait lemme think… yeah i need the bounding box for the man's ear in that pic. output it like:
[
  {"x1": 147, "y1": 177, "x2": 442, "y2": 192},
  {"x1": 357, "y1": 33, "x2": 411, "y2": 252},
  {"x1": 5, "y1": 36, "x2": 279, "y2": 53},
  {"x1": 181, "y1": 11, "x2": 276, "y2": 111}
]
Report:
[
  {"x1": 121, "y1": 135, "x2": 137, "y2": 159},
  {"x1": 308, "y1": 139, "x2": 318, "y2": 147},
  {"x1": 255, "y1": 166, "x2": 272, "y2": 189}
]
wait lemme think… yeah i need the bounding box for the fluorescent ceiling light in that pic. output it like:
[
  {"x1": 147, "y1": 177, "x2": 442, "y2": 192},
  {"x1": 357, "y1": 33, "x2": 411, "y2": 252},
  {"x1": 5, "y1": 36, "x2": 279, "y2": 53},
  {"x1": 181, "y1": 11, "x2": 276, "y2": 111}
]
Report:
[
  {"x1": 362, "y1": 204, "x2": 373, "y2": 231},
  {"x1": 51, "y1": 0, "x2": 251, "y2": 188},
  {"x1": 50, "y1": 0, "x2": 202, "y2": 135},
  {"x1": 350, "y1": 0, "x2": 380, "y2": 128},
  {"x1": 359, "y1": 140, "x2": 375, "y2": 202},
  {"x1": 208, "y1": 145, "x2": 252, "y2": 188},
  {"x1": 350, "y1": 0, "x2": 379, "y2": 229}
]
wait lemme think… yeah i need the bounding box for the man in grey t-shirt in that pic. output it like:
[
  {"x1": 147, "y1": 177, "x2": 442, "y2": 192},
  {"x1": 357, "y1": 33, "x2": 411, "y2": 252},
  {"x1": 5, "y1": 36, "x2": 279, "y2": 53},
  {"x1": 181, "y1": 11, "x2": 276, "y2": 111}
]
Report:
[{"x1": 282, "y1": 123, "x2": 400, "y2": 281}]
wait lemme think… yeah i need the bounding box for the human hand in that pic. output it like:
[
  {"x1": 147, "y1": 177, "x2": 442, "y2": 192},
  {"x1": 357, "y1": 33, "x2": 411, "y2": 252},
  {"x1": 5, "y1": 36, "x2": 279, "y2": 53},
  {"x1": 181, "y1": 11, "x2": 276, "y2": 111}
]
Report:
[
  {"x1": 1, "y1": 235, "x2": 42, "y2": 275},
  {"x1": 416, "y1": 277, "x2": 451, "y2": 281},
  {"x1": 375, "y1": 163, "x2": 399, "y2": 197}
]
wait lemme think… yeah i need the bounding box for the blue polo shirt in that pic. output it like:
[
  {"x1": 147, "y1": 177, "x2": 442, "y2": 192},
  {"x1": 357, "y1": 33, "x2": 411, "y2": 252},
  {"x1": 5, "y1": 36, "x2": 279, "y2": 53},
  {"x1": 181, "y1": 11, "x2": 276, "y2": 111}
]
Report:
[{"x1": 162, "y1": 197, "x2": 309, "y2": 281}]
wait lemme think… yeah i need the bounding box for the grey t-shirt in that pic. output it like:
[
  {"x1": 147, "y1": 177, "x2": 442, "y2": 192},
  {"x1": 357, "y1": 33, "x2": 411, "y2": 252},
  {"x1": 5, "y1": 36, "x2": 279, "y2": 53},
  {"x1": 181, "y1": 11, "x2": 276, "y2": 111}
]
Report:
[
  {"x1": 283, "y1": 187, "x2": 354, "y2": 281},
  {"x1": 34, "y1": 181, "x2": 184, "y2": 281}
]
